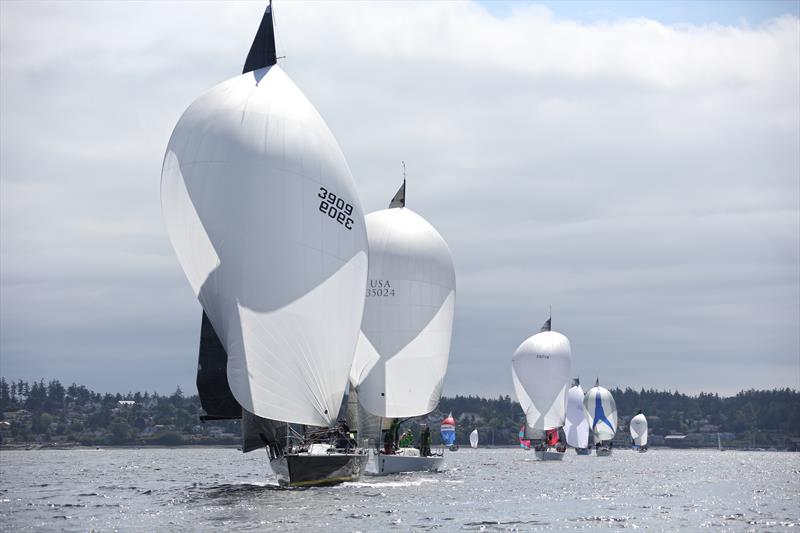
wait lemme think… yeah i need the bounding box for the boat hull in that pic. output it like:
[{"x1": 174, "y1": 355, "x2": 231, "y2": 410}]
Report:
[
  {"x1": 534, "y1": 449, "x2": 565, "y2": 461},
  {"x1": 375, "y1": 452, "x2": 445, "y2": 474},
  {"x1": 595, "y1": 447, "x2": 613, "y2": 457},
  {"x1": 575, "y1": 448, "x2": 591, "y2": 456},
  {"x1": 271, "y1": 451, "x2": 368, "y2": 487}
]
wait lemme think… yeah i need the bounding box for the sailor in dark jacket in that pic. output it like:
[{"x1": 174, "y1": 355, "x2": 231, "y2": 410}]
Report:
[{"x1": 419, "y1": 425, "x2": 431, "y2": 457}]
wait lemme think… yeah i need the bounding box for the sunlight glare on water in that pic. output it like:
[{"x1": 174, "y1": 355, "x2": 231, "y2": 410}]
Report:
[{"x1": 1, "y1": 447, "x2": 798, "y2": 531}]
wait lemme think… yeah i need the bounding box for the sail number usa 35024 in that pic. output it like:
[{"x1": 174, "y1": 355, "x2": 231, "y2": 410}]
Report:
[
  {"x1": 318, "y1": 187, "x2": 355, "y2": 230},
  {"x1": 366, "y1": 279, "x2": 395, "y2": 297}
]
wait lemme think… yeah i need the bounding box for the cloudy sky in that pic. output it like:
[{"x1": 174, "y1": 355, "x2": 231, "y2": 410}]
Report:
[{"x1": 1, "y1": 1, "x2": 798, "y2": 398}]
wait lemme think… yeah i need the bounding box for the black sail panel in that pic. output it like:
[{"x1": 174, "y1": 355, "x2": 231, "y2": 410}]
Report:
[
  {"x1": 242, "y1": 409, "x2": 284, "y2": 453},
  {"x1": 197, "y1": 311, "x2": 242, "y2": 419},
  {"x1": 388, "y1": 180, "x2": 406, "y2": 208},
  {"x1": 243, "y1": 2, "x2": 277, "y2": 74}
]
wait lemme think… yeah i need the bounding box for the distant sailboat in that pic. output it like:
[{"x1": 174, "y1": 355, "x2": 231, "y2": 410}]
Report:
[
  {"x1": 161, "y1": 2, "x2": 369, "y2": 486},
  {"x1": 441, "y1": 413, "x2": 458, "y2": 451},
  {"x1": 511, "y1": 317, "x2": 571, "y2": 461},
  {"x1": 565, "y1": 378, "x2": 590, "y2": 455},
  {"x1": 519, "y1": 424, "x2": 531, "y2": 450},
  {"x1": 349, "y1": 178, "x2": 456, "y2": 474},
  {"x1": 584, "y1": 379, "x2": 618, "y2": 456},
  {"x1": 470, "y1": 429, "x2": 479, "y2": 449},
  {"x1": 630, "y1": 411, "x2": 648, "y2": 452}
]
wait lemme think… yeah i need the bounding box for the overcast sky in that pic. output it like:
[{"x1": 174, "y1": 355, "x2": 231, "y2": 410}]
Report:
[{"x1": 1, "y1": 1, "x2": 798, "y2": 398}]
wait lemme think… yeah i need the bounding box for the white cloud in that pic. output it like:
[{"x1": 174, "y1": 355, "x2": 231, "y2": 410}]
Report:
[{"x1": 1, "y1": 1, "x2": 798, "y2": 396}]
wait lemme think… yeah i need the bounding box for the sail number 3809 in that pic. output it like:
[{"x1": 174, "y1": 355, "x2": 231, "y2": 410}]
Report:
[{"x1": 318, "y1": 187, "x2": 354, "y2": 230}]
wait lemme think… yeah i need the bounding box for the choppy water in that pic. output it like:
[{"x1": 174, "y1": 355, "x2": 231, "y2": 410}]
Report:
[{"x1": 1, "y1": 447, "x2": 798, "y2": 531}]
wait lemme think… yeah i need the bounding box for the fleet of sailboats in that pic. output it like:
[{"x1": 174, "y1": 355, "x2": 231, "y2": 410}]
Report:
[{"x1": 163, "y1": 2, "x2": 658, "y2": 486}]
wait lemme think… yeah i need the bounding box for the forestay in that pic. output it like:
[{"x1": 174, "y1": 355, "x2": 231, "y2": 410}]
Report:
[
  {"x1": 350, "y1": 202, "x2": 456, "y2": 418},
  {"x1": 564, "y1": 380, "x2": 589, "y2": 449},
  {"x1": 511, "y1": 321, "x2": 572, "y2": 433},
  {"x1": 583, "y1": 380, "x2": 618, "y2": 442},
  {"x1": 161, "y1": 62, "x2": 368, "y2": 427}
]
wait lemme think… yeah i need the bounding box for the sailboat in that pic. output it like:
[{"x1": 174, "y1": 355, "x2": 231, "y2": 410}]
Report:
[
  {"x1": 584, "y1": 379, "x2": 618, "y2": 456},
  {"x1": 470, "y1": 429, "x2": 479, "y2": 448},
  {"x1": 511, "y1": 317, "x2": 571, "y2": 461},
  {"x1": 565, "y1": 378, "x2": 590, "y2": 455},
  {"x1": 518, "y1": 424, "x2": 531, "y2": 450},
  {"x1": 161, "y1": 3, "x2": 370, "y2": 487},
  {"x1": 441, "y1": 413, "x2": 458, "y2": 451},
  {"x1": 630, "y1": 411, "x2": 648, "y2": 452},
  {"x1": 348, "y1": 179, "x2": 456, "y2": 475}
]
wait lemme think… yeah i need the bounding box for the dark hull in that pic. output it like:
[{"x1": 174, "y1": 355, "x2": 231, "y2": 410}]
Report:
[
  {"x1": 271, "y1": 451, "x2": 368, "y2": 487},
  {"x1": 575, "y1": 448, "x2": 591, "y2": 455}
]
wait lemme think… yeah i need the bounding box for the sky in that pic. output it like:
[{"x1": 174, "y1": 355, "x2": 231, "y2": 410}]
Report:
[{"x1": 1, "y1": 1, "x2": 798, "y2": 399}]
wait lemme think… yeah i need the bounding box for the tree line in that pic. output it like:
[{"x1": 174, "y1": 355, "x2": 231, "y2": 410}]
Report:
[{"x1": 1, "y1": 378, "x2": 798, "y2": 446}]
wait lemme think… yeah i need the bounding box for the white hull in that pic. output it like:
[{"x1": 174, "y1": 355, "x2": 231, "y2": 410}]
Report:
[
  {"x1": 374, "y1": 452, "x2": 445, "y2": 475},
  {"x1": 534, "y1": 449, "x2": 565, "y2": 461}
]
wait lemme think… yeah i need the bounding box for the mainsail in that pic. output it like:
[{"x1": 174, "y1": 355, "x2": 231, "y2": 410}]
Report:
[
  {"x1": 350, "y1": 188, "x2": 456, "y2": 418},
  {"x1": 470, "y1": 429, "x2": 479, "y2": 448},
  {"x1": 630, "y1": 412, "x2": 648, "y2": 447},
  {"x1": 564, "y1": 378, "x2": 589, "y2": 449},
  {"x1": 511, "y1": 318, "x2": 572, "y2": 437},
  {"x1": 161, "y1": 3, "x2": 369, "y2": 428},
  {"x1": 583, "y1": 379, "x2": 618, "y2": 442}
]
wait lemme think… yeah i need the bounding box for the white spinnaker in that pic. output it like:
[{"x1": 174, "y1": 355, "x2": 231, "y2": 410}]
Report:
[
  {"x1": 161, "y1": 66, "x2": 368, "y2": 427},
  {"x1": 583, "y1": 384, "x2": 618, "y2": 442},
  {"x1": 564, "y1": 383, "x2": 589, "y2": 448},
  {"x1": 630, "y1": 413, "x2": 648, "y2": 446},
  {"x1": 470, "y1": 429, "x2": 479, "y2": 448},
  {"x1": 351, "y1": 207, "x2": 456, "y2": 418},
  {"x1": 511, "y1": 330, "x2": 571, "y2": 432}
]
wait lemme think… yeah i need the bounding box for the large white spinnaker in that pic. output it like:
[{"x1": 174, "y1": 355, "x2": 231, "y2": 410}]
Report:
[
  {"x1": 630, "y1": 412, "x2": 648, "y2": 447},
  {"x1": 161, "y1": 46, "x2": 368, "y2": 427},
  {"x1": 564, "y1": 379, "x2": 589, "y2": 449},
  {"x1": 583, "y1": 379, "x2": 618, "y2": 442},
  {"x1": 511, "y1": 319, "x2": 572, "y2": 435},
  {"x1": 350, "y1": 181, "x2": 456, "y2": 418}
]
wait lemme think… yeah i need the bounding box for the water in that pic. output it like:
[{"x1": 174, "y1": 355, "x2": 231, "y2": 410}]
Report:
[{"x1": 1, "y1": 447, "x2": 798, "y2": 531}]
